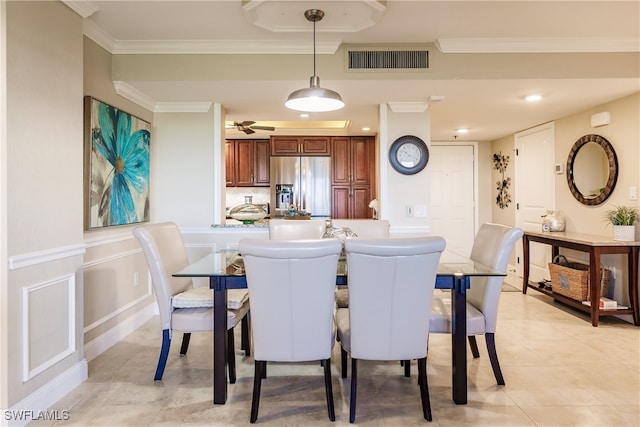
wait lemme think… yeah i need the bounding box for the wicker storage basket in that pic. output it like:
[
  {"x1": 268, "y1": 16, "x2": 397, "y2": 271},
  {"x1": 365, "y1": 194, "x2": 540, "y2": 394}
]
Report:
[{"x1": 548, "y1": 255, "x2": 610, "y2": 301}]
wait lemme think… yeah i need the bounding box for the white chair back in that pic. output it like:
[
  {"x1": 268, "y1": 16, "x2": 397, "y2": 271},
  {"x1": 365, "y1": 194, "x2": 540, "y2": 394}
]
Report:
[
  {"x1": 331, "y1": 219, "x2": 390, "y2": 239},
  {"x1": 345, "y1": 237, "x2": 446, "y2": 360},
  {"x1": 268, "y1": 219, "x2": 326, "y2": 240},
  {"x1": 239, "y1": 238, "x2": 342, "y2": 362},
  {"x1": 467, "y1": 223, "x2": 524, "y2": 332},
  {"x1": 133, "y1": 222, "x2": 193, "y2": 330}
]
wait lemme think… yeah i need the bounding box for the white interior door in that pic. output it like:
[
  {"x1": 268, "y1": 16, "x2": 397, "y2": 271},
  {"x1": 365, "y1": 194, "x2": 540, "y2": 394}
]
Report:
[
  {"x1": 515, "y1": 122, "x2": 555, "y2": 281},
  {"x1": 430, "y1": 144, "x2": 476, "y2": 260}
]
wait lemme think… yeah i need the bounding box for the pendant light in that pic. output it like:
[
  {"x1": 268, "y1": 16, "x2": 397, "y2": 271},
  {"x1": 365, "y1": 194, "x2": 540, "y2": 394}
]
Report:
[{"x1": 285, "y1": 9, "x2": 345, "y2": 112}]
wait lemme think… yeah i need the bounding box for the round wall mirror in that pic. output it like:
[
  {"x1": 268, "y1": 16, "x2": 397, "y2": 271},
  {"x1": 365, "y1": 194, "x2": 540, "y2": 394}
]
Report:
[{"x1": 566, "y1": 134, "x2": 618, "y2": 205}]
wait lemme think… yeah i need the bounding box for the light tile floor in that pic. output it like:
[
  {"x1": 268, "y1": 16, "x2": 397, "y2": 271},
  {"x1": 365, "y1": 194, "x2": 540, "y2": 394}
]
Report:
[{"x1": 31, "y1": 289, "x2": 639, "y2": 426}]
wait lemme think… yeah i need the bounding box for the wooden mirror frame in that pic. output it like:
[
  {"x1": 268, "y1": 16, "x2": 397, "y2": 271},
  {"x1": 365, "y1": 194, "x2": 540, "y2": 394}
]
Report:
[{"x1": 566, "y1": 134, "x2": 618, "y2": 205}]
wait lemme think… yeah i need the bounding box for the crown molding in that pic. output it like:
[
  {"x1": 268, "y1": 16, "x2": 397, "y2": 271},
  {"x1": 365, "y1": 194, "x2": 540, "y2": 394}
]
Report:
[
  {"x1": 61, "y1": 0, "x2": 98, "y2": 18},
  {"x1": 113, "y1": 81, "x2": 157, "y2": 112},
  {"x1": 110, "y1": 39, "x2": 341, "y2": 55},
  {"x1": 112, "y1": 82, "x2": 214, "y2": 113},
  {"x1": 436, "y1": 37, "x2": 640, "y2": 53},
  {"x1": 83, "y1": 18, "x2": 116, "y2": 52},
  {"x1": 83, "y1": 19, "x2": 341, "y2": 55},
  {"x1": 388, "y1": 102, "x2": 428, "y2": 113}
]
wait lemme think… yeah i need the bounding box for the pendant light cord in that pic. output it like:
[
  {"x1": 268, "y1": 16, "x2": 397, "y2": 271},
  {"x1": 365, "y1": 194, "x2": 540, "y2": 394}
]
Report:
[{"x1": 312, "y1": 17, "x2": 317, "y2": 78}]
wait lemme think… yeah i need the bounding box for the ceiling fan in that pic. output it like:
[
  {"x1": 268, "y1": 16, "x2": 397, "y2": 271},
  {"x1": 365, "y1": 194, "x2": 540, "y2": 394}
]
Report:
[{"x1": 230, "y1": 121, "x2": 275, "y2": 134}]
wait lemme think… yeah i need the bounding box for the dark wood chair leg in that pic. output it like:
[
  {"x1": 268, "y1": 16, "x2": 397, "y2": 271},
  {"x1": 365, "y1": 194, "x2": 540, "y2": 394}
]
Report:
[
  {"x1": 227, "y1": 328, "x2": 236, "y2": 384},
  {"x1": 350, "y1": 358, "x2": 358, "y2": 423},
  {"x1": 417, "y1": 357, "x2": 432, "y2": 421},
  {"x1": 485, "y1": 333, "x2": 505, "y2": 385},
  {"x1": 341, "y1": 346, "x2": 348, "y2": 379},
  {"x1": 404, "y1": 359, "x2": 411, "y2": 377},
  {"x1": 154, "y1": 329, "x2": 171, "y2": 381},
  {"x1": 241, "y1": 313, "x2": 251, "y2": 357},
  {"x1": 468, "y1": 335, "x2": 480, "y2": 358},
  {"x1": 250, "y1": 360, "x2": 264, "y2": 423},
  {"x1": 323, "y1": 358, "x2": 336, "y2": 421},
  {"x1": 179, "y1": 332, "x2": 191, "y2": 355}
]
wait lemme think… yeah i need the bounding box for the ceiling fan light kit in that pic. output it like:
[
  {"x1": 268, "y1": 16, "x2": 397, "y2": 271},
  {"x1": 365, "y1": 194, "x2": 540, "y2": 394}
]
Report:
[{"x1": 285, "y1": 9, "x2": 345, "y2": 113}]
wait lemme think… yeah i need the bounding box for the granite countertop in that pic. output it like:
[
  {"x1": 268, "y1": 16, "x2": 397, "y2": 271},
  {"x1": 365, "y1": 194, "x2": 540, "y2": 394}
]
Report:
[{"x1": 212, "y1": 219, "x2": 269, "y2": 228}]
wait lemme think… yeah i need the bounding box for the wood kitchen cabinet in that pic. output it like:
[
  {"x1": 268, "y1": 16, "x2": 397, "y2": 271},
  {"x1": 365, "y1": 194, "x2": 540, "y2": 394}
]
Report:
[
  {"x1": 270, "y1": 136, "x2": 331, "y2": 156},
  {"x1": 225, "y1": 139, "x2": 270, "y2": 187},
  {"x1": 331, "y1": 136, "x2": 375, "y2": 219}
]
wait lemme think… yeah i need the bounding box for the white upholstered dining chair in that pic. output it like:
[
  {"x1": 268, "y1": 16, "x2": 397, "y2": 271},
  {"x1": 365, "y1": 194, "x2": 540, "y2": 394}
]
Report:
[
  {"x1": 268, "y1": 218, "x2": 326, "y2": 240},
  {"x1": 239, "y1": 238, "x2": 343, "y2": 424},
  {"x1": 331, "y1": 219, "x2": 390, "y2": 239},
  {"x1": 133, "y1": 222, "x2": 250, "y2": 382},
  {"x1": 430, "y1": 223, "x2": 523, "y2": 385},
  {"x1": 336, "y1": 236, "x2": 446, "y2": 423},
  {"x1": 329, "y1": 219, "x2": 390, "y2": 309}
]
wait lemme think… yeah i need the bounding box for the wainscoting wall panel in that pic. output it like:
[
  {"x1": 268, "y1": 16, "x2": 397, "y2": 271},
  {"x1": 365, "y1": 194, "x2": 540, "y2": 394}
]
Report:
[
  {"x1": 82, "y1": 234, "x2": 154, "y2": 345},
  {"x1": 22, "y1": 274, "x2": 76, "y2": 382}
]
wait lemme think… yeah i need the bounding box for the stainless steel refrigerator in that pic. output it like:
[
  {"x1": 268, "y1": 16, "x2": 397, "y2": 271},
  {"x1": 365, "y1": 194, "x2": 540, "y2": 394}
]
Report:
[{"x1": 270, "y1": 156, "x2": 331, "y2": 218}]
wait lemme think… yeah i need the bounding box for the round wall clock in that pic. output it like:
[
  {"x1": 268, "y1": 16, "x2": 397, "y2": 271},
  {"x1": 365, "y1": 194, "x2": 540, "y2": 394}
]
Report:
[{"x1": 388, "y1": 135, "x2": 429, "y2": 175}]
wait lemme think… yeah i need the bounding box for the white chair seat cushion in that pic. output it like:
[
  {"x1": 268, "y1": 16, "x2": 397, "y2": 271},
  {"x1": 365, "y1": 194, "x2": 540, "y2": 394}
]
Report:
[
  {"x1": 429, "y1": 294, "x2": 486, "y2": 335},
  {"x1": 172, "y1": 287, "x2": 249, "y2": 310},
  {"x1": 171, "y1": 298, "x2": 249, "y2": 333},
  {"x1": 335, "y1": 288, "x2": 349, "y2": 309},
  {"x1": 335, "y1": 308, "x2": 351, "y2": 352}
]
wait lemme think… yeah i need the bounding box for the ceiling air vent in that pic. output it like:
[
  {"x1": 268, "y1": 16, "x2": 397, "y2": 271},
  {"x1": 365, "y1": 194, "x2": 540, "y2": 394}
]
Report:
[{"x1": 347, "y1": 49, "x2": 429, "y2": 70}]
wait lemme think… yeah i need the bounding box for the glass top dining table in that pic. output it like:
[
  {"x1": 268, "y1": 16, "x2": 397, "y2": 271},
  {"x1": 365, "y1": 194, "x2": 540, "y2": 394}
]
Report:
[{"x1": 174, "y1": 249, "x2": 504, "y2": 405}]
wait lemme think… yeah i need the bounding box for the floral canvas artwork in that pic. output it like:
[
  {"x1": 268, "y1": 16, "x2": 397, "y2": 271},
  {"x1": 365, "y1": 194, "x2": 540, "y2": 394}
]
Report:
[{"x1": 84, "y1": 97, "x2": 150, "y2": 229}]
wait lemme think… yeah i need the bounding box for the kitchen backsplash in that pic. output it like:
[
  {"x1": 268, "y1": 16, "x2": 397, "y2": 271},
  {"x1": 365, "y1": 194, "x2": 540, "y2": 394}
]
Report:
[{"x1": 226, "y1": 187, "x2": 271, "y2": 213}]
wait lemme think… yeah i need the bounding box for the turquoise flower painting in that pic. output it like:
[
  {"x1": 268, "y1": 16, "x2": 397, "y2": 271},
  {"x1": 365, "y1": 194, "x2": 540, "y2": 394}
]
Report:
[{"x1": 85, "y1": 97, "x2": 150, "y2": 228}]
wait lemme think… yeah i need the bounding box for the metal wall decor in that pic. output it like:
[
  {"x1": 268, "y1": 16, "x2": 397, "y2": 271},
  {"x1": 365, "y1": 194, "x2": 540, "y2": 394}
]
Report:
[{"x1": 493, "y1": 151, "x2": 511, "y2": 209}]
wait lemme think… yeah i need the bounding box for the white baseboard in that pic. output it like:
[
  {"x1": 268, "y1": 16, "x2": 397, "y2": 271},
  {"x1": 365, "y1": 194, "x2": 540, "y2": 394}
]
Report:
[
  {"x1": 84, "y1": 302, "x2": 157, "y2": 362},
  {"x1": 3, "y1": 361, "x2": 87, "y2": 427}
]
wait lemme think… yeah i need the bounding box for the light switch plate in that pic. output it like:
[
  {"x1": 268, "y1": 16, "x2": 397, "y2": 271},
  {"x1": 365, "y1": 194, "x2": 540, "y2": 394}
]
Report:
[
  {"x1": 630, "y1": 186, "x2": 637, "y2": 201},
  {"x1": 414, "y1": 205, "x2": 427, "y2": 217}
]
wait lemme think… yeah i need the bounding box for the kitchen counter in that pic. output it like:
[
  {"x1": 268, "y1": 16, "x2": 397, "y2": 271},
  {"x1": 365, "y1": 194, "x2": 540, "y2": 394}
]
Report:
[{"x1": 212, "y1": 219, "x2": 269, "y2": 228}]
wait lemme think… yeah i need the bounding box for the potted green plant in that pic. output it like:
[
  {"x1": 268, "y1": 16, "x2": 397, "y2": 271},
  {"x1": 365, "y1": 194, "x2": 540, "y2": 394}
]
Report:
[{"x1": 604, "y1": 205, "x2": 639, "y2": 241}]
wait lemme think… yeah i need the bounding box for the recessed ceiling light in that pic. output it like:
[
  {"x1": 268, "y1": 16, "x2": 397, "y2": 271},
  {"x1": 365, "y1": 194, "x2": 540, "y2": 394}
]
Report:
[
  {"x1": 362, "y1": 127, "x2": 370, "y2": 131},
  {"x1": 525, "y1": 94, "x2": 542, "y2": 102},
  {"x1": 456, "y1": 128, "x2": 469, "y2": 134},
  {"x1": 300, "y1": 113, "x2": 310, "y2": 118}
]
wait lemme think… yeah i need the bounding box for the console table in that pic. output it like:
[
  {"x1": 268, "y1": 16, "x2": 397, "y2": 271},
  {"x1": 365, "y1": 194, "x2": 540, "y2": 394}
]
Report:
[{"x1": 522, "y1": 230, "x2": 640, "y2": 327}]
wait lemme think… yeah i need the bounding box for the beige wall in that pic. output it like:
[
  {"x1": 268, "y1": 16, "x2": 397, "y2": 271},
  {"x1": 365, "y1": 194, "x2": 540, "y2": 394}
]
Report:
[
  {"x1": 555, "y1": 93, "x2": 639, "y2": 310},
  {"x1": 382, "y1": 105, "x2": 431, "y2": 232},
  {"x1": 555, "y1": 93, "x2": 640, "y2": 233},
  {"x1": 491, "y1": 134, "x2": 517, "y2": 226},
  {"x1": 491, "y1": 93, "x2": 640, "y2": 309},
  {"x1": 152, "y1": 110, "x2": 217, "y2": 226},
  {"x1": 82, "y1": 40, "x2": 155, "y2": 348},
  {"x1": 2, "y1": 0, "x2": 638, "y2": 412},
  {"x1": 5, "y1": 0, "x2": 85, "y2": 406}
]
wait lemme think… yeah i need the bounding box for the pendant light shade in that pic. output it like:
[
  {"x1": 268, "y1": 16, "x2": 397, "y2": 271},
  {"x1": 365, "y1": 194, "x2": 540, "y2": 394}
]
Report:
[
  {"x1": 285, "y1": 9, "x2": 344, "y2": 112},
  {"x1": 285, "y1": 76, "x2": 344, "y2": 112}
]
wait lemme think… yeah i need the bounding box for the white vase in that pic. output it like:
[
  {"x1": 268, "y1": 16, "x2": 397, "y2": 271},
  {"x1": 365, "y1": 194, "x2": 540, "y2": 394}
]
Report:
[{"x1": 613, "y1": 225, "x2": 636, "y2": 242}]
